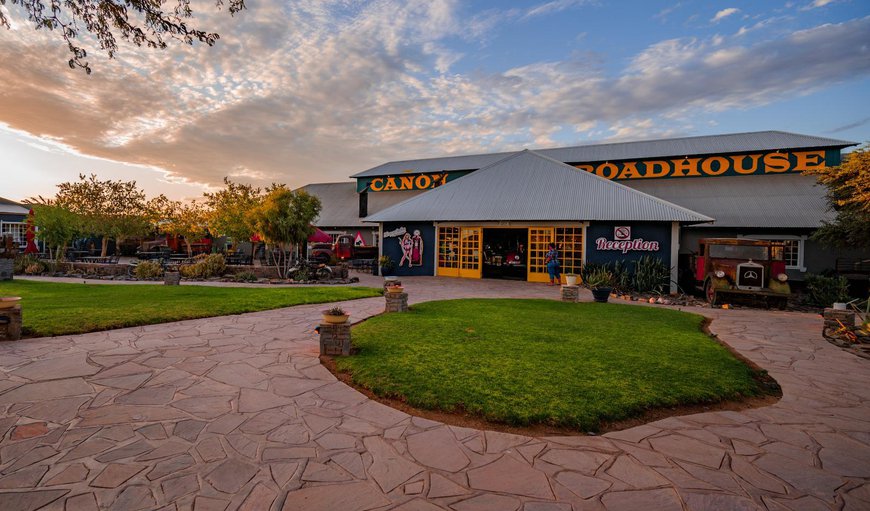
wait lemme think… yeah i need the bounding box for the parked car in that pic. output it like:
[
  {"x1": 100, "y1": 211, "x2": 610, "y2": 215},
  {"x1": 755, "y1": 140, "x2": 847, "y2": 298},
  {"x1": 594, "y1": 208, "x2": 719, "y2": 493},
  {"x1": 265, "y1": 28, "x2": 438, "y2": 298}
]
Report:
[{"x1": 694, "y1": 238, "x2": 791, "y2": 308}]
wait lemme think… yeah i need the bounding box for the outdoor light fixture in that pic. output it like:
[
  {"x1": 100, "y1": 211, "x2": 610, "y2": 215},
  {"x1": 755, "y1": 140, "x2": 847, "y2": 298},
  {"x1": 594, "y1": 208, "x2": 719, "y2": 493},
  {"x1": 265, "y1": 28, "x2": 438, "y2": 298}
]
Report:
[
  {"x1": 715, "y1": 270, "x2": 726, "y2": 278},
  {"x1": 777, "y1": 273, "x2": 789, "y2": 282}
]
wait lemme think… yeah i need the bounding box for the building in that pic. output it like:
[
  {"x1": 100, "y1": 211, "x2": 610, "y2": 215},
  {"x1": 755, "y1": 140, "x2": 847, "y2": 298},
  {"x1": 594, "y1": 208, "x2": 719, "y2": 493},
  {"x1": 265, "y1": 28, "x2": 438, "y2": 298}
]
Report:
[
  {"x1": 316, "y1": 131, "x2": 866, "y2": 287},
  {"x1": 0, "y1": 197, "x2": 30, "y2": 250},
  {"x1": 300, "y1": 183, "x2": 380, "y2": 246}
]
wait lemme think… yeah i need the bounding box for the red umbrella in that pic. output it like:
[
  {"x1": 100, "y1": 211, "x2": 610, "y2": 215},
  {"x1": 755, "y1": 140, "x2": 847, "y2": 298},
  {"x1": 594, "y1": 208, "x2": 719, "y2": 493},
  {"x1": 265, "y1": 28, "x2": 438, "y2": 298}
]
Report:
[
  {"x1": 24, "y1": 209, "x2": 38, "y2": 254},
  {"x1": 307, "y1": 227, "x2": 332, "y2": 243}
]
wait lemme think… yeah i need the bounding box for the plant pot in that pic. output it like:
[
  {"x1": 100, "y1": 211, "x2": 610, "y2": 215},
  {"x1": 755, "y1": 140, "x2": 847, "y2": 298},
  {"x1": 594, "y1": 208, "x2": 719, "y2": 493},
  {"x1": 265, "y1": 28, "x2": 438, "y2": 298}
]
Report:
[
  {"x1": 322, "y1": 313, "x2": 350, "y2": 324},
  {"x1": 386, "y1": 286, "x2": 404, "y2": 294},
  {"x1": 565, "y1": 275, "x2": 578, "y2": 286},
  {"x1": 0, "y1": 296, "x2": 21, "y2": 309},
  {"x1": 591, "y1": 287, "x2": 612, "y2": 303}
]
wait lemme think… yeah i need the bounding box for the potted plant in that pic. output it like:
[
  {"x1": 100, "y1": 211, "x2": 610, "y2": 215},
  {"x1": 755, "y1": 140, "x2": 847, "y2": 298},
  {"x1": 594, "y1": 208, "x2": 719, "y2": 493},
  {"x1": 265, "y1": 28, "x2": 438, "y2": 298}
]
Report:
[
  {"x1": 322, "y1": 306, "x2": 350, "y2": 324},
  {"x1": 386, "y1": 284, "x2": 404, "y2": 294},
  {"x1": 586, "y1": 268, "x2": 614, "y2": 303},
  {"x1": 565, "y1": 273, "x2": 579, "y2": 286},
  {"x1": 0, "y1": 296, "x2": 22, "y2": 309},
  {"x1": 379, "y1": 255, "x2": 395, "y2": 276}
]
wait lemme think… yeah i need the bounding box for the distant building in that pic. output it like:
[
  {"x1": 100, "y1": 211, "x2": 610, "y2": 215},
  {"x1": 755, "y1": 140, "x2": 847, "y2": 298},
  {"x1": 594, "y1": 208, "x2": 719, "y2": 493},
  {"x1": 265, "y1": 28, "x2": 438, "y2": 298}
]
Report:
[{"x1": 0, "y1": 197, "x2": 30, "y2": 250}]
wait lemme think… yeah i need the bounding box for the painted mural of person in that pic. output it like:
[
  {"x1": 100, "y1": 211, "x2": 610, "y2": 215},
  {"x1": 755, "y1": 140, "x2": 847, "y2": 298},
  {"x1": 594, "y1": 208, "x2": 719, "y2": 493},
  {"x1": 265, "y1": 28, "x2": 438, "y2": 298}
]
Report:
[
  {"x1": 411, "y1": 230, "x2": 423, "y2": 266},
  {"x1": 399, "y1": 232, "x2": 413, "y2": 267}
]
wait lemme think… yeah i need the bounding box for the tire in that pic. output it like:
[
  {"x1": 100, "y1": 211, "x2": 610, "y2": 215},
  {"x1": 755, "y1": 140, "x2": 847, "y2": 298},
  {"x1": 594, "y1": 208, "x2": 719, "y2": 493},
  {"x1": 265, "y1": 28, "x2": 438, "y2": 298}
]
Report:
[
  {"x1": 316, "y1": 267, "x2": 332, "y2": 280},
  {"x1": 704, "y1": 278, "x2": 717, "y2": 305}
]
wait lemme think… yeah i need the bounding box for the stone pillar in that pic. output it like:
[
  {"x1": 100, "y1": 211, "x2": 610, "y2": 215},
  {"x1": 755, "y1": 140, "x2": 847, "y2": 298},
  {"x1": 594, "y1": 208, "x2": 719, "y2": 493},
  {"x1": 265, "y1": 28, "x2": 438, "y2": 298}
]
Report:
[
  {"x1": 385, "y1": 292, "x2": 409, "y2": 313},
  {"x1": 164, "y1": 272, "x2": 181, "y2": 285},
  {"x1": 319, "y1": 323, "x2": 351, "y2": 356},
  {"x1": 561, "y1": 285, "x2": 580, "y2": 303},
  {"x1": 0, "y1": 259, "x2": 13, "y2": 281},
  {"x1": 823, "y1": 308, "x2": 856, "y2": 331},
  {"x1": 0, "y1": 305, "x2": 22, "y2": 341}
]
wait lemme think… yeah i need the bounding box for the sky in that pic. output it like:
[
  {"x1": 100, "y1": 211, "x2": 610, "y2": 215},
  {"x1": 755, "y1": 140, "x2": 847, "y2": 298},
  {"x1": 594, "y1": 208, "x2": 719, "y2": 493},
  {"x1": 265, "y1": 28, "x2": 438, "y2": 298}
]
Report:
[{"x1": 1, "y1": 0, "x2": 868, "y2": 202}]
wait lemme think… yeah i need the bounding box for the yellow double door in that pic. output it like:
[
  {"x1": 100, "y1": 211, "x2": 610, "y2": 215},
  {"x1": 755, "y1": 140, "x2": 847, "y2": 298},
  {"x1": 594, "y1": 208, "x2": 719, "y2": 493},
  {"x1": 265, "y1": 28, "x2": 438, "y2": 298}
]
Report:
[{"x1": 438, "y1": 226, "x2": 555, "y2": 281}]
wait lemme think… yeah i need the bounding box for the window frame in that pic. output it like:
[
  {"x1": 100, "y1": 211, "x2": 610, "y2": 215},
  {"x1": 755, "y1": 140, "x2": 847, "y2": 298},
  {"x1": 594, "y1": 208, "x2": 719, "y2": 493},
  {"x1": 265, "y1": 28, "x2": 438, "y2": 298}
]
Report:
[{"x1": 743, "y1": 234, "x2": 806, "y2": 272}]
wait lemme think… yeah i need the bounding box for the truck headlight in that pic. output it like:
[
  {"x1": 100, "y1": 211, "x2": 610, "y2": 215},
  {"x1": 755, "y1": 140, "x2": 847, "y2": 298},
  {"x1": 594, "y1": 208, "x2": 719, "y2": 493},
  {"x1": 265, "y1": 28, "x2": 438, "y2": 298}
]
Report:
[
  {"x1": 715, "y1": 270, "x2": 725, "y2": 278},
  {"x1": 777, "y1": 273, "x2": 788, "y2": 282}
]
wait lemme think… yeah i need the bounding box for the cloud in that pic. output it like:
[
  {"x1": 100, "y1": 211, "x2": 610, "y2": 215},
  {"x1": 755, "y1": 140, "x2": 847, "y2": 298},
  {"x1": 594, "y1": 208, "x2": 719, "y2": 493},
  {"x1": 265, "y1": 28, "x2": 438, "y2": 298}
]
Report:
[
  {"x1": 525, "y1": 0, "x2": 592, "y2": 19},
  {"x1": 802, "y1": 0, "x2": 838, "y2": 10},
  {"x1": 712, "y1": 8, "x2": 740, "y2": 23},
  {"x1": 0, "y1": 3, "x2": 869, "y2": 191}
]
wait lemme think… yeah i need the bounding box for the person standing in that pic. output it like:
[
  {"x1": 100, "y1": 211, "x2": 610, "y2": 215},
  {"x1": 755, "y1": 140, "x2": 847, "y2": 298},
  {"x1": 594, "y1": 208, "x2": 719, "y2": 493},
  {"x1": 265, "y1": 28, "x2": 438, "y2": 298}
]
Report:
[{"x1": 545, "y1": 242, "x2": 561, "y2": 286}]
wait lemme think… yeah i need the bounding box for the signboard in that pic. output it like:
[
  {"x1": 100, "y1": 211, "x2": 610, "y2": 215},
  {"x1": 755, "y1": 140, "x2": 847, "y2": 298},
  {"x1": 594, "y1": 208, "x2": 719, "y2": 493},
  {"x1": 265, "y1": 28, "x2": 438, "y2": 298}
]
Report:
[
  {"x1": 614, "y1": 226, "x2": 631, "y2": 241},
  {"x1": 574, "y1": 149, "x2": 833, "y2": 181},
  {"x1": 356, "y1": 170, "x2": 472, "y2": 193},
  {"x1": 596, "y1": 225, "x2": 659, "y2": 254}
]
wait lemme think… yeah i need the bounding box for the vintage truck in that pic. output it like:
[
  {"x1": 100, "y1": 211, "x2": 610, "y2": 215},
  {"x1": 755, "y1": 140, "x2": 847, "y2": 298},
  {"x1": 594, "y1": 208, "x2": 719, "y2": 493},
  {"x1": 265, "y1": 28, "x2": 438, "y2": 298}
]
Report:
[
  {"x1": 309, "y1": 234, "x2": 378, "y2": 263},
  {"x1": 695, "y1": 238, "x2": 791, "y2": 308}
]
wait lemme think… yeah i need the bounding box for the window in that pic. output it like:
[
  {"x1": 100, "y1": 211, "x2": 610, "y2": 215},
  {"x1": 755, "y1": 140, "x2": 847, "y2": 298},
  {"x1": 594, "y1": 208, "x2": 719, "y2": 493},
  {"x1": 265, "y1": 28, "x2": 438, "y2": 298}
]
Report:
[
  {"x1": 0, "y1": 221, "x2": 26, "y2": 246},
  {"x1": 437, "y1": 227, "x2": 460, "y2": 270},
  {"x1": 358, "y1": 192, "x2": 368, "y2": 218},
  {"x1": 555, "y1": 227, "x2": 583, "y2": 274},
  {"x1": 745, "y1": 235, "x2": 806, "y2": 271}
]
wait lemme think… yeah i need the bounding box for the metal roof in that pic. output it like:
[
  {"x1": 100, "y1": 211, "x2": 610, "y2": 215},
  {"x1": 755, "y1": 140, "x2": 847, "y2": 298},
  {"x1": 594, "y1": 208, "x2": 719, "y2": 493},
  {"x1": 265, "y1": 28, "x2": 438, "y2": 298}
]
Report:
[
  {"x1": 0, "y1": 197, "x2": 29, "y2": 216},
  {"x1": 624, "y1": 174, "x2": 833, "y2": 229},
  {"x1": 351, "y1": 131, "x2": 856, "y2": 178},
  {"x1": 365, "y1": 150, "x2": 713, "y2": 224},
  {"x1": 300, "y1": 183, "x2": 414, "y2": 228}
]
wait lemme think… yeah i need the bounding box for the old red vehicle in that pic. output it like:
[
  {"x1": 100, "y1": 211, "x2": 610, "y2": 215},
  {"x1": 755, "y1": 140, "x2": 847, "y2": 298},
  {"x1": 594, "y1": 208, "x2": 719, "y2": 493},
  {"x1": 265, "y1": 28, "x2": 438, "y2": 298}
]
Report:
[{"x1": 695, "y1": 238, "x2": 791, "y2": 308}]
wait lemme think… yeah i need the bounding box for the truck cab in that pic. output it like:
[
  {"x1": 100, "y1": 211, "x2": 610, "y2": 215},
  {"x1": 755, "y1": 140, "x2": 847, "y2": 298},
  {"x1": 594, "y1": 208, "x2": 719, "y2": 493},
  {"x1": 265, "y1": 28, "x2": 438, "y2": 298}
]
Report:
[{"x1": 695, "y1": 238, "x2": 790, "y2": 307}]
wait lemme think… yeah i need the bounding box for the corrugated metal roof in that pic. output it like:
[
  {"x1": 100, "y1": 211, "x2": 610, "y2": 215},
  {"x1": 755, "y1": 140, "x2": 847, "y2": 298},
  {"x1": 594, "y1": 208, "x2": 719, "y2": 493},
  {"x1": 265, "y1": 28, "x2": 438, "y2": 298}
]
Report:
[
  {"x1": 624, "y1": 174, "x2": 833, "y2": 228},
  {"x1": 351, "y1": 131, "x2": 856, "y2": 178},
  {"x1": 300, "y1": 183, "x2": 418, "y2": 228},
  {"x1": 0, "y1": 197, "x2": 29, "y2": 216},
  {"x1": 365, "y1": 150, "x2": 713, "y2": 224}
]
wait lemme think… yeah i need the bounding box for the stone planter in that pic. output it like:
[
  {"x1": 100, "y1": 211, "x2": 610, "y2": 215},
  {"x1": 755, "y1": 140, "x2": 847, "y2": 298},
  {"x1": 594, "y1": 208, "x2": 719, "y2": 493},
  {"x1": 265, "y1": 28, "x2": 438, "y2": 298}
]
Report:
[
  {"x1": 164, "y1": 272, "x2": 181, "y2": 286},
  {"x1": 591, "y1": 287, "x2": 612, "y2": 303}
]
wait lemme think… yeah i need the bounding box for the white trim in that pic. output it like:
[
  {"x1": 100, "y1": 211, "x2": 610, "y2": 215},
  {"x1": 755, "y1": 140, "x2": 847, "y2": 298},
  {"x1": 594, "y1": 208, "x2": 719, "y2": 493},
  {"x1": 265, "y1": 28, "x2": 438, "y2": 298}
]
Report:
[
  {"x1": 433, "y1": 222, "x2": 439, "y2": 277},
  {"x1": 741, "y1": 234, "x2": 807, "y2": 272},
  {"x1": 377, "y1": 224, "x2": 384, "y2": 277},
  {"x1": 670, "y1": 222, "x2": 680, "y2": 294}
]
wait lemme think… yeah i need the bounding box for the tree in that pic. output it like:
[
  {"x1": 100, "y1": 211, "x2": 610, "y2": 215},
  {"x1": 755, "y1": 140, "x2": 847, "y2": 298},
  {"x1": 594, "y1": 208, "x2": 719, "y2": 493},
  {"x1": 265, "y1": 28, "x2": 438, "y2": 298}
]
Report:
[
  {"x1": 53, "y1": 174, "x2": 149, "y2": 257},
  {"x1": 151, "y1": 197, "x2": 209, "y2": 257},
  {"x1": 249, "y1": 187, "x2": 321, "y2": 278},
  {"x1": 31, "y1": 204, "x2": 83, "y2": 261},
  {"x1": 203, "y1": 177, "x2": 262, "y2": 243},
  {"x1": 805, "y1": 144, "x2": 870, "y2": 249},
  {"x1": 0, "y1": 0, "x2": 245, "y2": 74}
]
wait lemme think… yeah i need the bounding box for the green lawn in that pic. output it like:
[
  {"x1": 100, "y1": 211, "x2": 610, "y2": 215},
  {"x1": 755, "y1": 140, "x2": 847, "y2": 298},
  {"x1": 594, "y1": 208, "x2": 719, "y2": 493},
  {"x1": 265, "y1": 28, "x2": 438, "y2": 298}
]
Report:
[
  {"x1": 337, "y1": 299, "x2": 766, "y2": 431},
  {"x1": 0, "y1": 280, "x2": 382, "y2": 337}
]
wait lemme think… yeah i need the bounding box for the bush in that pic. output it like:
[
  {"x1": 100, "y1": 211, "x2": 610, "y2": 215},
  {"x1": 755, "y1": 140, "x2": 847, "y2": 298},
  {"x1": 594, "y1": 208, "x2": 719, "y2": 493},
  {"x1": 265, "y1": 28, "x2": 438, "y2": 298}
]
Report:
[
  {"x1": 179, "y1": 253, "x2": 226, "y2": 279},
  {"x1": 610, "y1": 260, "x2": 632, "y2": 293},
  {"x1": 134, "y1": 261, "x2": 164, "y2": 279},
  {"x1": 234, "y1": 271, "x2": 258, "y2": 282},
  {"x1": 585, "y1": 268, "x2": 614, "y2": 289},
  {"x1": 633, "y1": 256, "x2": 670, "y2": 294},
  {"x1": 14, "y1": 254, "x2": 41, "y2": 274},
  {"x1": 804, "y1": 273, "x2": 850, "y2": 307},
  {"x1": 25, "y1": 262, "x2": 45, "y2": 275}
]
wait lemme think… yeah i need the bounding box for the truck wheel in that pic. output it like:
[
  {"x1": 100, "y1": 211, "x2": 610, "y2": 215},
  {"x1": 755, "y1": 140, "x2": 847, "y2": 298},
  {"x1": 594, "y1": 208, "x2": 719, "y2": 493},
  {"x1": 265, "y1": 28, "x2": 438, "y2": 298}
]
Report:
[
  {"x1": 704, "y1": 279, "x2": 717, "y2": 305},
  {"x1": 316, "y1": 267, "x2": 333, "y2": 280}
]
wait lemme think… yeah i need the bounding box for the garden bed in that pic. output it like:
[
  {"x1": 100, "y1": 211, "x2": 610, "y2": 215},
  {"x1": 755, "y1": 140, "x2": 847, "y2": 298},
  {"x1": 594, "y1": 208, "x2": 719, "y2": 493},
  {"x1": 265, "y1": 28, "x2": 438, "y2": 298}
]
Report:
[{"x1": 331, "y1": 298, "x2": 780, "y2": 433}]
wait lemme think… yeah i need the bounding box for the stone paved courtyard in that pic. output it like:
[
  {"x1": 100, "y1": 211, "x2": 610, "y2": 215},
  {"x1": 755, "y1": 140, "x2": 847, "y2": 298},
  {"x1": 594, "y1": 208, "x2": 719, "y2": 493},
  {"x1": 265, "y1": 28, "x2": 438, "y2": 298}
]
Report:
[{"x1": 0, "y1": 275, "x2": 868, "y2": 510}]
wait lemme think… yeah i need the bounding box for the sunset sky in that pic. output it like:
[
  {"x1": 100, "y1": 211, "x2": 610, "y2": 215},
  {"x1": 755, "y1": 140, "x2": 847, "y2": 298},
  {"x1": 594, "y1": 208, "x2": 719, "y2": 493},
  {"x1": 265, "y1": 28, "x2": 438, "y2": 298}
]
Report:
[{"x1": 1, "y1": 0, "x2": 868, "y2": 202}]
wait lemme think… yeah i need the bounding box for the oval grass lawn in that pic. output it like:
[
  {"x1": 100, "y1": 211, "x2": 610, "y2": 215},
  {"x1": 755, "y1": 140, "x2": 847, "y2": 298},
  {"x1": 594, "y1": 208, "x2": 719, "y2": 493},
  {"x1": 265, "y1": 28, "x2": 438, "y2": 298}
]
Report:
[{"x1": 336, "y1": 298, "x2": 766, "y2": 431}]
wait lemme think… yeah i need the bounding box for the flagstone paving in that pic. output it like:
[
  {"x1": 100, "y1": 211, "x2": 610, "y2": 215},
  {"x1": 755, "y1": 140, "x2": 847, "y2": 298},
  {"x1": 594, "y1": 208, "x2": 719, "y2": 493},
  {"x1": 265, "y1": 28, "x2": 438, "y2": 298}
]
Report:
[{"x1": 0, "y1": 275, "x2": 868, "y2": 510}]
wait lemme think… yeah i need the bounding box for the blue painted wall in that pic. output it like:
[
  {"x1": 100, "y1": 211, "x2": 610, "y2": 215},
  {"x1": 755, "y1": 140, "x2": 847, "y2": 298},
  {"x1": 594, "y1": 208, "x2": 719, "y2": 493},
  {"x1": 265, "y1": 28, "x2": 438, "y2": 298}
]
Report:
[
  {"x1": 585, "y1": 222, "x2": 672, "y2": 268},
  {"x1": 381, "y1": 222, "x2": 436, "y2": 276}
]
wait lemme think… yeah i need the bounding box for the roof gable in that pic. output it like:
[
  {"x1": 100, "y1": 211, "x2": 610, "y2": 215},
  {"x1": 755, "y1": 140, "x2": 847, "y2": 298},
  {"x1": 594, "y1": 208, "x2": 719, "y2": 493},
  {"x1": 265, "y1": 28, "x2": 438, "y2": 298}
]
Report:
[{"x1": 365, "y1": 150, "x2": 713, "y2": 224}]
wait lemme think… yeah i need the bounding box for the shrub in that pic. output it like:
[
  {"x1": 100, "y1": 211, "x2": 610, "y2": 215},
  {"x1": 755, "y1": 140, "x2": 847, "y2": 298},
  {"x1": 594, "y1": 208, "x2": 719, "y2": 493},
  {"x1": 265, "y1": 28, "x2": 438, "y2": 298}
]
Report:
[
  {"x1": 234, "y1": 271, "x2": 258, "y2": 282},
  {"x1": 24, "y1": 262, "x2": 45, "y2": 275},
  {"x1": 610, "y1": 260, "x2": 632, "y2": 293},
  {"x1": 585, "y1": 268, "x2": 614, "y2": 289},
  {"x1": 14, "y1": 254, "x2": 41, "y2": 274},
  {"x1": 633, "y1": 256, "x2": 670, "y2": 294},
  {"x1": 134, "y1": 261, "x2": 164, "y2": 279},
  {"x1": 804, "y1": 273, "x2": 850, "y2": 307},
  {"x1": 179, "y1": 253, "x2": 226, "y2": 279}
]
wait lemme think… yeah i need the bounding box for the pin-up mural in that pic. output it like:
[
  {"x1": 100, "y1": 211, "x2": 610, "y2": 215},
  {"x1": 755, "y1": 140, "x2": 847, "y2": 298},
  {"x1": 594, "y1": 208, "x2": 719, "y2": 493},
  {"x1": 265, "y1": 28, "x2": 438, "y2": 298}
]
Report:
[{"x1": 382, "y1": 223, "x2": 435, "y2": 276}]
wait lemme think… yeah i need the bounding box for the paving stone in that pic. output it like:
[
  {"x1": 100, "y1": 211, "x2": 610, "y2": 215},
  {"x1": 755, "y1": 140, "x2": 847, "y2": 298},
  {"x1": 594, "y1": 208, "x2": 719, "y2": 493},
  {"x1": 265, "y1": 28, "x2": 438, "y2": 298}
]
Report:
[
  {"x1": 161, "y1": 473, "x2": 200, "y2": 501},
  {"x1": 539, "y1": 448, "x2": 611, "y2": 474},
  {"x1": 238, "y1": 388, "x2": 295, "y2": 413},
  {"x1": 363, "y1": 435, "x2": 424, "y2": 493},
  {"x1": 11, "y1": 353, "x2": 99, "y2": 380},
  {"x1": 3, "y1": 446, "x2": 58, "y2": 474},
  {"x1": 240, "y1": 410, "x2": 291, "y2": 435},
  {"x1": 93, "y1": 362, "x2": 152, "y2": 379},
  {"x1": 206, "y1": 414, "x2": 247, "y2": 435},
  {"x1": 428, "y1": 473, "x2": 470, "y2": 498},
  {"x1": 195, "y1": 437, "x2": 226, "y2": 462},
  {"x1": 136, "y1": 423, "x2": 167, "y2": 440},
  {"x1": 206, "y1": 458, "x2": 258, "y2": 493},
  {"x1": 109, "y1": 485, "x2": 155, "y2": 511},
  {"x1": 173, "y1": 419, "x2": 207, "y2": 441},
  {"x1": 0, "y1": 378, "x2": 93, "y2": 404},
  {"x1": 729, "y1": 456, "x2": 787, "y2": 494},
  {"x1": 404, "y1": 479, "x2": 425, "y2": 494},
  {"x1": 555, "y1": 471, "x2": 612, "y2": 499},
  {"x1": 393, "y1": 499, "x2": 443, "y2": 511},
  {"x1": 10, "y1": 423, "x2": 49, "y2": 440},
  {"x1": 23, "y1": 397, "x2": 90, "y2": 424},
  {"x1": 601, "y1": 488, "x2": 682, "y2": 511},
  {"x1": 94, "y1": 425, "x2": 134, "y2": 442},
  {"x1": 302, "y1": 461, "x2": 353, "y2": 482},
  {"x1": 135, "y1": 439, "x2": 190, "y2": 461},
  {"x1": 262, "y1": 447, "x2": 316, "y2": 461},
  {"x1": 147, "y1": 454, "x2": 196, "y2": 481},
  {"x1": 516, "y1": 443, "x2": 546, "y2": 464},
  {"x1": 605, "y1": 425, "x2": 661, "y2": 444},
  {"x1": 683, "y1": 492, "x2": 759, "y2": 511},
  {"x1": 94, "y1": 439, "x2": 153, "y2": 462},
  {"x1": 468, "y1": 454, "x2": 554, "y2": 500},
  {"x1": 484, "y1": 431, "x2": 529, "y2": 454},
  {"x1": 331, "y1": 452, "x2": 366, "y2": 479},
  {"x1": 266, "y1": 424, "x2": 309, "y2": 444},
  {"x1": 44, "y1": 463, "x2": 89, "y2": 486},
  {"x1": 281, "y1": 481, "x2": 390, "y2": 511},
  {"x1": 77, "y1": 404, "x2": 187, "y2": 426},
  {"x1": 116, "y1": 386, "x2": 177, "y2": 406},
  {"x1": 606, "y1": 455, "x2": 671, "y2": 489},
  {"x1": 207, "y1": 364, "x2": 267, "y2": 388},
  {"x1": 755, "y1": 453, "x2": 844, "y2": 501},
  {"x1": 238, "y1": 482, "x2": 277, "y2": 511},
  {"x1": 65, "y1": 492, "x2": 98, "y2": 511},
  {"x1": 647, "y1": 434, "x2": 726, "y2": 469},
  {"x1": 303, "y1": 414, "x2": 340, "y2": 435},
  {"x1": 0, "y1": 465, "x2": 49, "y2": 489},
  {"x1": 269, "y1": 462, "x2": 300, "y2": 487},
  {"x1": 171, "y1": 396, "x2": 232, "y2": 419},
  {"x1": 0, "y1": 489, "x2": 68, "y2": 511},
  {"x1": 450, "y1": 494, "x2": 521, "y2": 511},
  {"x1": 89, "y1": 463, "x2": 146, "y2": 488},
  {"x1": 315, "y1": 432, "x2": 358, "y2": 450},
  {"x1": 407, "y1": 427, "x2": 470, "y2": 472},
  {"x1": 194, "y1": 496, "x2": 230, "y2": 511},
  {"x1": 348, "y1": 401, "x2": 408, "y2": 428},
  {"x1": 226, "y1": 433, "x2": 260, "y2": 459}
]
